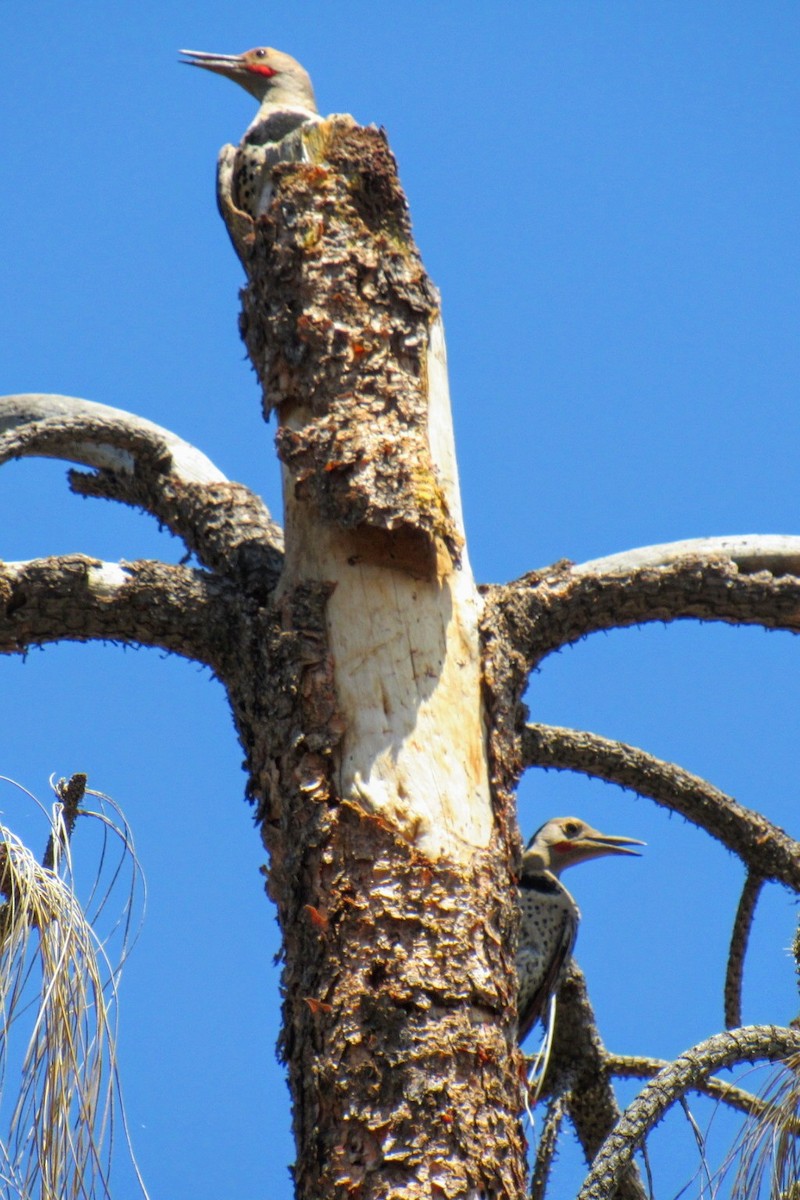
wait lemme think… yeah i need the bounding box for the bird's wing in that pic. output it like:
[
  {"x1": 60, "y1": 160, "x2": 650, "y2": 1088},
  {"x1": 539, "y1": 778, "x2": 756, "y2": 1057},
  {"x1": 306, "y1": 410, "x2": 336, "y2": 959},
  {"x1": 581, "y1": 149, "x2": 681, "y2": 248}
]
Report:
[{"x1": 517, "y1": 911, "x2": 578, "y2": 1045}]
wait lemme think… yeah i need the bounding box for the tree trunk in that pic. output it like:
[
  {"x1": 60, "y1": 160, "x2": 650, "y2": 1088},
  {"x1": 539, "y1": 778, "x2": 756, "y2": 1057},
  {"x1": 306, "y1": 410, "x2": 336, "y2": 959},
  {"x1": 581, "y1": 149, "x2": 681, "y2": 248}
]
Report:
[{"x1": 218, "y1": 116, "x2": 527, "y2": 1197}]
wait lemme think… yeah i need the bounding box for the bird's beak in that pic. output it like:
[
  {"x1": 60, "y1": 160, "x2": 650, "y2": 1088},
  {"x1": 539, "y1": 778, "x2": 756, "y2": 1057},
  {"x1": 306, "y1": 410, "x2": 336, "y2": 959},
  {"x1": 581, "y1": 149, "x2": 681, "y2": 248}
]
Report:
[
  {"x1": 576, "y1": 830, "x2": 645, "y2": 858},
  {"x1": 179, "y1": 49, "x2": 247, "y2": 79}
]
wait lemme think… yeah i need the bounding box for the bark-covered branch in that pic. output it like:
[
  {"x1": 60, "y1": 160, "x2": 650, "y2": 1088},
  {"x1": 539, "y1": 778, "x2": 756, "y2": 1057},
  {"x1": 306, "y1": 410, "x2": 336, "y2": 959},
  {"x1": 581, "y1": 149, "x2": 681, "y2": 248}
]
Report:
[
  {"x1": 544, "y1": 964, "x2": 646, "y2": 1200},
  {"x1": 725, "y1": 873, "x2": 764, "y2": 1029},
  {"x1": 529, "y1": 1094, "x2": 566, "y2": 1200},
  {"x1": 479, "y1": 541, "x2": 800, "y2": 799},
  {"x1": 0, "y1": 554, "x2": 237, "y2": 670},
  {"x1": 606, "y1": 1052, "x2": 766, "y2": 1118},
  {"x1": 483, "y1": 542, "x2": 800, "y2": 696},
  {"x1": 522, "y1": 723, "x2": 800, "y2": 891},
  {"x1": 0, "y1": 394, "x2": 284, "y2": 595},
  {"x1": 578, "y1": 1025, "x2": 800, "y2": 1200}
]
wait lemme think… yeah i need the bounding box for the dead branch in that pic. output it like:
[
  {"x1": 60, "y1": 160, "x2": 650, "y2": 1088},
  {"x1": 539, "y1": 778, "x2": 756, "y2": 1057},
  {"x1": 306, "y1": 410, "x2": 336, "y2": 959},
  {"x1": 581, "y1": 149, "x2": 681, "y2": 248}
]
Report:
[
  {"x1": 607, "y1": 1052, "x2": 767, "y2": 1118},
  {"x1": 578, "y1": 535, "x2": 800, "y2": 577},
  {"x1": 725, "y1": 873, "x2": 764, "y2": 1029},
  {"x1": 578, "y1": 1025, "x2": 800, "y2": 1200},
  {"x1": 522, "y1": 723, "x2": 800, "y2": 890},
  {"x1": 0, "y1": 394, "x2": 210, "y2": 478},
  {"x1": 0, "y1": 555, "x2": 236, "y2": 670},
  {"x1": 0, "y1": 394, "x2": 284, "y2": 593},
  {"x1": 484, "y1": 549, "x2": 800, "y2": 692},
  {"x1": 479, "y1": 547, "x2": 800, "y2": 804},
  {"x1": 529, "y1": 1094, "x2": 566, "y2": 1200},
  {"x1": 545, "y1": 964, "x2": 647, "y2": 1200}
]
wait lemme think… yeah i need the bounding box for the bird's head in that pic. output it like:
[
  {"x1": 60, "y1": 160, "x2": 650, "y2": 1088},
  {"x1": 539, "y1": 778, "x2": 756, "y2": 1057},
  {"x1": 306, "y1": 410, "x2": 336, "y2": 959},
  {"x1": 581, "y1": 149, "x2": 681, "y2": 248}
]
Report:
[
  {"x1": 523, "y1": 816, "x2": 644, "y2": 877},
  {"x1": 179, "y1": 46, "x2": 317, "y2": 111}
]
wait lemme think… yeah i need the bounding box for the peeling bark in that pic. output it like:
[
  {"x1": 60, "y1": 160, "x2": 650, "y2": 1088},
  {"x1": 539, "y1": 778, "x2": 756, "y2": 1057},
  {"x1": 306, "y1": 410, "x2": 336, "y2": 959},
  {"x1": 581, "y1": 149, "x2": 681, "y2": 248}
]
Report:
[
  {"x1": 4, "y1": 82, "x2": 800, "y2": 1200},
  {"x1": 240, "y1": 119, "x2": 463, "y2": 571},
  {"x1": 216, "y1": 118, "x2": 526, "y2": 1197}
]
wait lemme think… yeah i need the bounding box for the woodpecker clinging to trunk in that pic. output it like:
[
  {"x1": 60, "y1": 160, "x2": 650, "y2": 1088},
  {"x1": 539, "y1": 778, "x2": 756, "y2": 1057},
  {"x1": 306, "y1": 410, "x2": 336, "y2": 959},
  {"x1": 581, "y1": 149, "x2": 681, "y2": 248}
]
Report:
[
  {"x1": 517, "y1": 816, "x2": 643, "y2": 1044},
  {"x1": 180, "y1": 46, "x2": 321, "y2": 254}
]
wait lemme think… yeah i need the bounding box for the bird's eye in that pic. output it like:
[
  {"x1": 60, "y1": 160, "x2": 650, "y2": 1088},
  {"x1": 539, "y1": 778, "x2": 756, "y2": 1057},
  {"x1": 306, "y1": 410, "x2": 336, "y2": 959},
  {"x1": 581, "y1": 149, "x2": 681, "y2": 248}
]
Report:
[
  {"x1": 255, "y1": 48, "x2": 266, "y2": 58},
  {"x1": 564, "y1": 821, "x2": 579, "y2": 836}
]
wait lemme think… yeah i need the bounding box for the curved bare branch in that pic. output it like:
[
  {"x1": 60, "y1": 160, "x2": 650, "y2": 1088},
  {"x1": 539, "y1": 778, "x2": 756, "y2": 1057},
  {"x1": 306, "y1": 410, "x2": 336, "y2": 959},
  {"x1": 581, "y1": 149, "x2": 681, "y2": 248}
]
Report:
[
  {"x1": 725, "y1": 873, "x2": 764, "y2": 1030},
  {"x1": 607, "y1": 1052, "x2": 767, "y2": 1118},
  {"x1": 0, "y1": 394, "x2": 225, "y2": 482},
  {"x1": 483, "y1": 543, "x2": 800, "y2": 689},
  {"x1": 578, "y1": 535, "x2": 800, "y2": 577},
  {"x1": 522, "y1": 723, "x2": 800, "y2": 890},
  {"x1": 0, "y1": 554, "x2": 237, "y2": 670},
  {"x1": 0, "y1": 394, "x2": 284, "y2": 594},
  {"x1": 578, "y1": 1025, "x2": 800, "y2": 1200}
]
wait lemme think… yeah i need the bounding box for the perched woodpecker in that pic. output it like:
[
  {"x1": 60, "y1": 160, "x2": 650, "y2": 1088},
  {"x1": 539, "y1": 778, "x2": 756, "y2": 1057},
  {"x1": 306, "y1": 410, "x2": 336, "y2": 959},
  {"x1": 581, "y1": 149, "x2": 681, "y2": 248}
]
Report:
[
  {"x1": 180, "y1": 46, "x2": 321, "y2": 248},
  {"x1": 517, "y1": 816, "x2": 643, "y2": 1044}
]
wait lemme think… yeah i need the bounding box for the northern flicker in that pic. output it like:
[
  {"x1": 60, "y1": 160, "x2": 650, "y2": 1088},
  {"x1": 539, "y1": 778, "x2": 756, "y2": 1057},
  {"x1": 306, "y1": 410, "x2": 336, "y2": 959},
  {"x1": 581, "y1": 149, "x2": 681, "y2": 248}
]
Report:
[
  {"x1": 180, "y1": 46, "x2": 321, "y2": 250},
  {"x1": 517, "y1": 816, "x2": 643, "y2": 1044}
]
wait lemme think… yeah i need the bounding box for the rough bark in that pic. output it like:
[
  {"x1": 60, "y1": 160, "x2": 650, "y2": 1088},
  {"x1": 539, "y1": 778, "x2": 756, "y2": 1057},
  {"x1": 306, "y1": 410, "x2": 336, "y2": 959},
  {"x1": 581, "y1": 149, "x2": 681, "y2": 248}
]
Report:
[
  {"x1": 216, "y1": 117, "x2": 526, "y2": 1198},
  {"x1": 725, "y1": 873, "x2": 764, "y2": 1030},
  {"x1": 484, "y1": 551, "x2": 800, "y2": 704},
  {"x1": 0, "y1": 396, "x2": 284, "y2": 595},
  {"x1": 0, "y1": 555, "x2": 234, "y2": 667},
  {"x1": 578, "y1": 1026, "x2": 800, "y2": 1200},
  {"x1": 545, "y1": 967, "x2": 646, "y2": 1200},
  {"x1": 4, "y1": 84, "x2": 800, "y2": 1200}
]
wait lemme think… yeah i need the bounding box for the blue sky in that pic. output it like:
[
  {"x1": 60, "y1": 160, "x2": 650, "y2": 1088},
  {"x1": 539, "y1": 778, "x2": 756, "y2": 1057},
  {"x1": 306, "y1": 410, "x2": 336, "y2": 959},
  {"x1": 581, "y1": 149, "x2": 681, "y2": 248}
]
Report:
[{"x1": 2, "y1": 3, "x2": 800, "y2": 1195}]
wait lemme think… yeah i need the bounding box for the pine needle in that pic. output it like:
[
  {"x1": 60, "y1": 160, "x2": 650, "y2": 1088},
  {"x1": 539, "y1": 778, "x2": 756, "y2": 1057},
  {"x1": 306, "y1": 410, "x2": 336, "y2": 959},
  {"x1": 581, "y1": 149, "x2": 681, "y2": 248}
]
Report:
[{"x1": 0, "y1": 776, "x2": 148, "y2": 1199}]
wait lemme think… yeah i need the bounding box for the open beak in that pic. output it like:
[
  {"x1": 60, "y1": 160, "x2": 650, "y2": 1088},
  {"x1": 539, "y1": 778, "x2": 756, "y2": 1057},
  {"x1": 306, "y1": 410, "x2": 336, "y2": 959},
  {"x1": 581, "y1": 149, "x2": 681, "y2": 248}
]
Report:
[
  {"x1": 579, "y1": 830, "x2": 645, "y2": 858},
  {"x1": 179, "y1": 49, "x2": 246, "y2": 78},
  {"x1": 549, "y1": 825, "x2": 645, "y2": 870}
]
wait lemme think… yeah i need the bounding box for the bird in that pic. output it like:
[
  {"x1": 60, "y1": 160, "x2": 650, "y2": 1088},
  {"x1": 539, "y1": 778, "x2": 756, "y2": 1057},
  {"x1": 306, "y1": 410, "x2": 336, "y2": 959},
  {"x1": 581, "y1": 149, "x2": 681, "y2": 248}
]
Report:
[
  {"x1": 517, "y1": 816, "x2": 643, "y2": 1044},
  {"x1": 179, "y1": 46, "x2": 321, "y2": 234}
]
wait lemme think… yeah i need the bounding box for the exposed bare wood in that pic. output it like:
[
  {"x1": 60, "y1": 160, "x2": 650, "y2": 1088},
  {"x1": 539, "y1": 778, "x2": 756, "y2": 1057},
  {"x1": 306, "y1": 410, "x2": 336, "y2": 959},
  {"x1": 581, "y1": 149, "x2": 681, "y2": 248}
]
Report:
[
  {"x1": 0, "y1": 394, "x2": 284, "y2": 592},
  {"x1": 217, "y1": 116, "x2": 524, "y2": 1199},
  {"x1": 578, "y1": 534, "x2": 800, "y2": 577},
  {"x1": 278, "y1": 318, "x2": 491, "y2": 861},
  {"x1": 0, "y1": 394, "x2": 226, "y2": 483}
]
